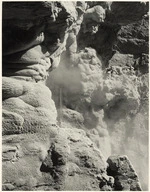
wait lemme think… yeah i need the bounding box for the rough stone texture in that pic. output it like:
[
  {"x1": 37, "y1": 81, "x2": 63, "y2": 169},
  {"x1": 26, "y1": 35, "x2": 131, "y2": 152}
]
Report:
[
  {"x1": 2, "y1": 1, "x2": 80, "y2": 133},
  {"x1": 107, "y1": 156, "x2": 142, "y2": 191},
  {"x1": 60, "y1": 108, "x2": 84, "y2": 129},
  {"x1": 2, "y1": 1, "x2": 148, "y2": 191},
  {"x1": 2, "y1": 77, "x2": 57, "y2": 135},
  {"x1": 2, "y1": 1, "x2": 113, "y2": 191},
  {"x1": 107, "y1": 2, "x2": 148, "y2": 24},
  {"x1": 2, "y1": 128, "x2": 112, "y2": 191},
  {"x1": 48, "y1": 1, "x2": 149, "y2": 190},
  {"x1": 78, "y1": 2, "x2": 149, "y2": 66}
]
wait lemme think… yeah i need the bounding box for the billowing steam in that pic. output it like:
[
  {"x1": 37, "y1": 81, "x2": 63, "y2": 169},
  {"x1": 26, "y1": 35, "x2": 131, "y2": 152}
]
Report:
[{"x1": 47, "y1": 46, "x2": 148, "y2": 190}]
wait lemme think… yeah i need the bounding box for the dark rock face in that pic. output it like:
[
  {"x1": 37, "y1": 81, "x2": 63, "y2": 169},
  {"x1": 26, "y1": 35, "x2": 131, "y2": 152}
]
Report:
[
  {"x1": 116, "y1": 19, "x2": 149, "y2": 55},
  {"x1": 108, "y1": 2, "x2": 148, "y2": 25},
  {"x1": 107, "y1": 156, "x2": 142, "y2": 191},
  {"x1": 2, "y1": 1, "x2": 148, "y2": 191},
  {"x1": 2, "y1": 2, "x2": 74, "y2": 80},
  {"x1": 78, "y1": 2, "x2": 149, "y2": 66}
]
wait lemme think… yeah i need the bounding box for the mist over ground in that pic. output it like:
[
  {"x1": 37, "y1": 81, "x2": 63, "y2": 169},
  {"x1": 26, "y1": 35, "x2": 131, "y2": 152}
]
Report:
[{"x1": 2, "y1": 1, "x2": 149, "y2": 191}]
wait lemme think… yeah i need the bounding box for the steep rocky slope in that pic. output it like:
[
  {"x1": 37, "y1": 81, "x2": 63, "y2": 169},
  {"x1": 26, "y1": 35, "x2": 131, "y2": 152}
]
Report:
[
  {"x1": 48, "y1": 1, "x2": 149, "y2": 190},
  {"x1": 2, "y1": 1, "x2": 148, "y2": 191}
]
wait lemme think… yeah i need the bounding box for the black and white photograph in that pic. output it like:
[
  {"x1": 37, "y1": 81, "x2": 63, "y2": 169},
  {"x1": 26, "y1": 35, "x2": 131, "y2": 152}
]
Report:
[{"x1": 2, "y1": 1, "x2": 149, "y2": 191}]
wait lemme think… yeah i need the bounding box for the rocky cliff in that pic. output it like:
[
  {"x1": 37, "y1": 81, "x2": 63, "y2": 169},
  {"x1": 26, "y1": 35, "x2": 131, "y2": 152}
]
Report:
[{"x1": 2, "y1": 1, "x2": 149, "y2": 191}]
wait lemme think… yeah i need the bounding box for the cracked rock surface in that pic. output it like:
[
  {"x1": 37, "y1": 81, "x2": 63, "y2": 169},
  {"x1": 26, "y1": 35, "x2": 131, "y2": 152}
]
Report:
[{"x1": 2, "y1": 1, "x2": 148, "y2": 191}]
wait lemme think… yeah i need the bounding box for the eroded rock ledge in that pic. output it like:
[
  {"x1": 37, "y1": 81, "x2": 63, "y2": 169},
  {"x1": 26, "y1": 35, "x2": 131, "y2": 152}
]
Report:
[{"x1": 2, "y1": 1, "x2": 148, "y2": 191}]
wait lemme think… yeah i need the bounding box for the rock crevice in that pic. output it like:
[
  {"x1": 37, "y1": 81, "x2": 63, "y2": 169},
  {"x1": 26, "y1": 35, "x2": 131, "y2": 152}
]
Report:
[{"x1": 2, "y1": 1, "x2": 149, "y2": 191}]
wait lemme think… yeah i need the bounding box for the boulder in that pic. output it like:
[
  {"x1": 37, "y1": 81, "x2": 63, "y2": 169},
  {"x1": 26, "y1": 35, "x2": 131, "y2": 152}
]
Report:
[{"x1": 107, "y1": 155, "x2": 142, "y2": 191}]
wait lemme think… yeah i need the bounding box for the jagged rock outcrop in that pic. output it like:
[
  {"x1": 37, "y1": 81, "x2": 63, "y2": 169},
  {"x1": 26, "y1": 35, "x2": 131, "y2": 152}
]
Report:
[
  {"x1": 2, "y1": 1, "x2": 112, "y2": 191},
  {"x1": 48, "y1": 1, "x2": 149, "y2": 190},
  {"x1": 2, "y1": 1, "x2": 148, "y2": 191},
  {"x1": 3, "y1": 127, "x2": 113, "y2": 191},
  {"x1": 2, "y1": 1, "x2": 80, "y2": 134},
  {"x1": 107, "y1": 155, "x2": 142, "y2": 191}
]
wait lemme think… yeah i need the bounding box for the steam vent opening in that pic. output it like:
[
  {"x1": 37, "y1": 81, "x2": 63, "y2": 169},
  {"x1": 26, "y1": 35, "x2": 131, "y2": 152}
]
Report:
[{"x1": 2, "y1": 1, "x2": 149, "y2": 191}]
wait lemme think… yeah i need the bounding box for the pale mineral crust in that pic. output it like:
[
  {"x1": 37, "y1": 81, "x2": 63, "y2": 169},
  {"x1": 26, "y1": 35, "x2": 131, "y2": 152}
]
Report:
[{"x1": 2, "y1": 1, "x2": 149, "y2": 191}]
